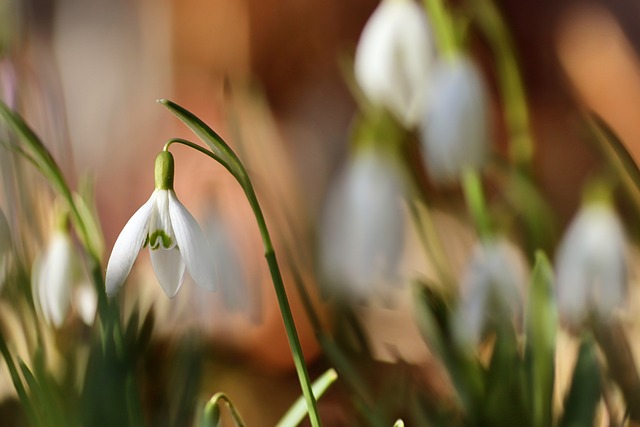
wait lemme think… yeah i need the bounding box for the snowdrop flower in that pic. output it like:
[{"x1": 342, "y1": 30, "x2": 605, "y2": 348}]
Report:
[
  {"x1": 105, "y1": 151, "x2": 216, "y2": 298},
  {"x1": 32, "y1": 229, "x2": 75, "y2": 327},
  {"x1": 555, "y1": 201, "x2": 626, "y2": 327},
  {"x1": 354, "y1": 0, "x2": 433, "y2": 127},
  {"x1": 320, "y1": 150, "x2": 405, "y2": 300},
  {"x1": 420, "y1": 56, "x2": 489, "y2": 185},
  {"x1": 454, "y1": 238, "x2": 527, "y2": 348}
]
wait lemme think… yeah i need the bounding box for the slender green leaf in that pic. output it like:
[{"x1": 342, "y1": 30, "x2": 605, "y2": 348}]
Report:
[
  {"x1": 276, "y1": 368, "x2": 338, "y2": 427},
  {"x1": 525, "y1": 252, "x2": 556, "y2": 427},
  {"x1": 158, "y1": 99, "x2": 243, "y2": 182},
  {"x1": 559, "y1": 337, "x2": 600, "y2": 427}
]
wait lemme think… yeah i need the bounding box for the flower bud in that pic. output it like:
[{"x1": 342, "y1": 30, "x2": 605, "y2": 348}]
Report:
[
  {"x1": 419, "y1": 56, "x2": 489, "y2": 185},
  {"x1": 33, "y1": 230, "x2": 75, "y2": 327},
  {"x1": 354, "y1": 0, "x2": 433, "y2": 127}
]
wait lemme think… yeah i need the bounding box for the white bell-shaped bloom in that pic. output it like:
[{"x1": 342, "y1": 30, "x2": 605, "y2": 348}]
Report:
[
  {"x1": 354, "y1": 0, "x2": 433, "y2": 127},
  {"x1": 555, "y1": 202, "x2": 626, "y2": 327},
  {"x1": 105, "y1": 151, "x2": 216, "y2": 298},
  {"x1": 33, "y1": 231, "x2": 75, "y2": 327},
  {"x1": 321, "y1": 150, "x2": 405, "y2": 300},
  {"x1": 0, "y1": 208, "x2": 11, "y2": 290},
  {"x1": 454, "y1": 238, "x2": 527, "y2": 348},
  {"x1": 420, "y1": 56, "x2": 489, "y2": 185}
]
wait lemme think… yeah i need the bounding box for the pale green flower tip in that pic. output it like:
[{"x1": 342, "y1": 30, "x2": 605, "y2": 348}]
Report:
[
  {"x1": 154, "y1": 151, "x2": 175, "y2": 190},
  {"x1": 581, "y1": 177, "x2": 614, "y2": 208}
]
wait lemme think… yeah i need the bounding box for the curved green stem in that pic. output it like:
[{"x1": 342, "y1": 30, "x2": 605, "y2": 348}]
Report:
[
  {"x1": 203, "y1": 393, "x2": 247, "y2": 427},
  {"x1": 469, "y1": 0, "x2": 533, "y2": 168},
  {"x1": 423, "y1": 0, "x2": 458, "y2": 58},
  {"x1": 166, "y1": 138, "x2": 322, "y2": 427}
]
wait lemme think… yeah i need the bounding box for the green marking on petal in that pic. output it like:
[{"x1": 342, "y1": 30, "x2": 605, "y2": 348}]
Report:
[{"x1": 148, "y1": 230, "x2": 173, "y2": 250}]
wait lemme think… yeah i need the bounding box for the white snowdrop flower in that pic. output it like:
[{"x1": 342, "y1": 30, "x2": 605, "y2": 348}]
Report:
[
  {"x1": 105, "y1": 151, "x2": 216, "y2": 298},
  {"x1": 420, "y1": 56, "x2": 489, "y2": 185},
  {"x1": 33, "y1": 230, "x2": 74, "y2": 327},
  {"x1": 0, "y1": 208, "x2": 11, "y2": 290},
  {"x1": 555, "y1": 202, "x2": 626, "y2": 327},
  {"x1": 354, "y1": 0, "x2": 433, "y2": 127},
  {"x1": 321, "y1": 150, "x2": 405, "y2": 300},
  {"x1": 454, "y1": 238, "x2": 527, "y2": 348}
]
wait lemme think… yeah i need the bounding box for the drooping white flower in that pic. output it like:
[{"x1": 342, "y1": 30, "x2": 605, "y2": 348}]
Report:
[
  {"x1": 555, "y1": 202, "x2": 626, "y2": 327},
  {"x1": 420, "y1": 56, "x2": 489, "y2": 185},
  {"x1": 453, "y1": 238, "x2": 527, "y2": 348},
  {"x1": 105, "y1": 151, "x2": 216, "y2": 298},
  {"x1": 354, "y1": 0, "x2": 433, "y2": 127},
  {"x1": 32, "y1": 230, "x2": 75, "y2": 327},
  {"x1": 320, "y1": 150, "x2": 405, "y2": 300}
]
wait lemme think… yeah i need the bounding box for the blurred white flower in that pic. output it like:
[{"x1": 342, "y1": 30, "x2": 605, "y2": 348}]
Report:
[
  {"x1": 555, "y1": 202, "x2": 626, "y2": 327},
  {"x1": 454, "y1": 238, "x2": 527, "y2": 348},
  {"x1": 105, "y1": 151, "x2": 215, "y2": 298},
  {"x1": 33, "y1": 230, "x2": 74, "y2": 327},
  {"x1": 420, "y1": 56, "x2": 489, "y2": 185},
  {"x1": 320, "y1": 151, "x2": 405, "y2": 300},
  {"x1": 354, "y1": 0, "x2": 433, "y2": 127},
  {"x1": 0, "y1": 208, "x2": 11, "y2": 290},
  {"x1": 73, "y1": 283, "x2": 98, "y2": 326}
]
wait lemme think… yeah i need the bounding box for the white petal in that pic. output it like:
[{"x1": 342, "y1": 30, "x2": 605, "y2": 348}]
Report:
[
  {"x1": 168, "y1": 191, "x2": 216, "y2": 291},
  {"x1": 105, "y1": 193, "x2": 155, "y2": 297},
  {"x1": 37, "y1": 233, "x2": 74, "y2": 327},
  {"x1": 150, "y1": 247, "x2": 186, "y2": 298},
  {"x1": 354, "y1": 0, "x2": 433, "y2": 126},
  {"x1": 555, "y1": 204, "x2": 627, "y2": 325},
  {"x1": 420, "y1": 57, "x2": 489, "y2": 184},
  {"x1": 73, "y1": 284, "x2": 98, "y2": 326},
  {"x1": 320, "y1": 152, "x2": 405, "y2": 300}
]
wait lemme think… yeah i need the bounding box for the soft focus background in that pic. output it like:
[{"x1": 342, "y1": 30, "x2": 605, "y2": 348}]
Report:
[{"x1": 3, "y1": 0, "x2": 640, "y2": 425}]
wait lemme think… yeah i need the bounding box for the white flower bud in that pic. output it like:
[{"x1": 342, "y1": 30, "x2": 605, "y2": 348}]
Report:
[
  {"x1": 33, "y1": 231, "x2": 74, "y2": 327},
  {"x1": 354, "y1": 0, "x2": 433, "y2": 127},
  {"x1": 555, "y1": 202, "x2": 626, "y2": 327},
  {"x1": 454, "y1": 238, "x2": 527, "y2": 348},
  {"x1": 419, "y1": 56, "x2": 489, "y2": 185},
  {"x1": 320, "y1": 151, "x2": 406, "y2": 300}
]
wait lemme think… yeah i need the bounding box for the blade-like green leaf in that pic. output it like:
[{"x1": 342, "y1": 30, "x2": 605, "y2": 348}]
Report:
[
  {"x1": 559, "y1": 337, "x2": 600, "y2": 427},
  {"x1": 525, "y1": 252, "x2": 556, "y2": 427},
  {"x1": 158, "y1": 99, "x2": 243, "y2": 182},
  {"x1": 276, "y1": 368, "x2": 338, "y2": 427}
]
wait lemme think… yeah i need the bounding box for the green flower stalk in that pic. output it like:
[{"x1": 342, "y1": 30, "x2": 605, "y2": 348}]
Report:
[{"x1": 158, "y1": 99, "x2": 322, "y2": 427}]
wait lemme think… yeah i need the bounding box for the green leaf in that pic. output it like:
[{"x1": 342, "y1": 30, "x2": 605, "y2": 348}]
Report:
[
  {"x1": 276, "y1": 368, "x2": 338, "y2": 427},
  {"x1": 525, "y1": 252, "x2": 557, "y2": 427},
  {"x1": 559, "y1": 337, "x2": 600, "y2": 427},
  {"x1": 503, "y1": 172, "x2": 557, "y2": 255}
]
